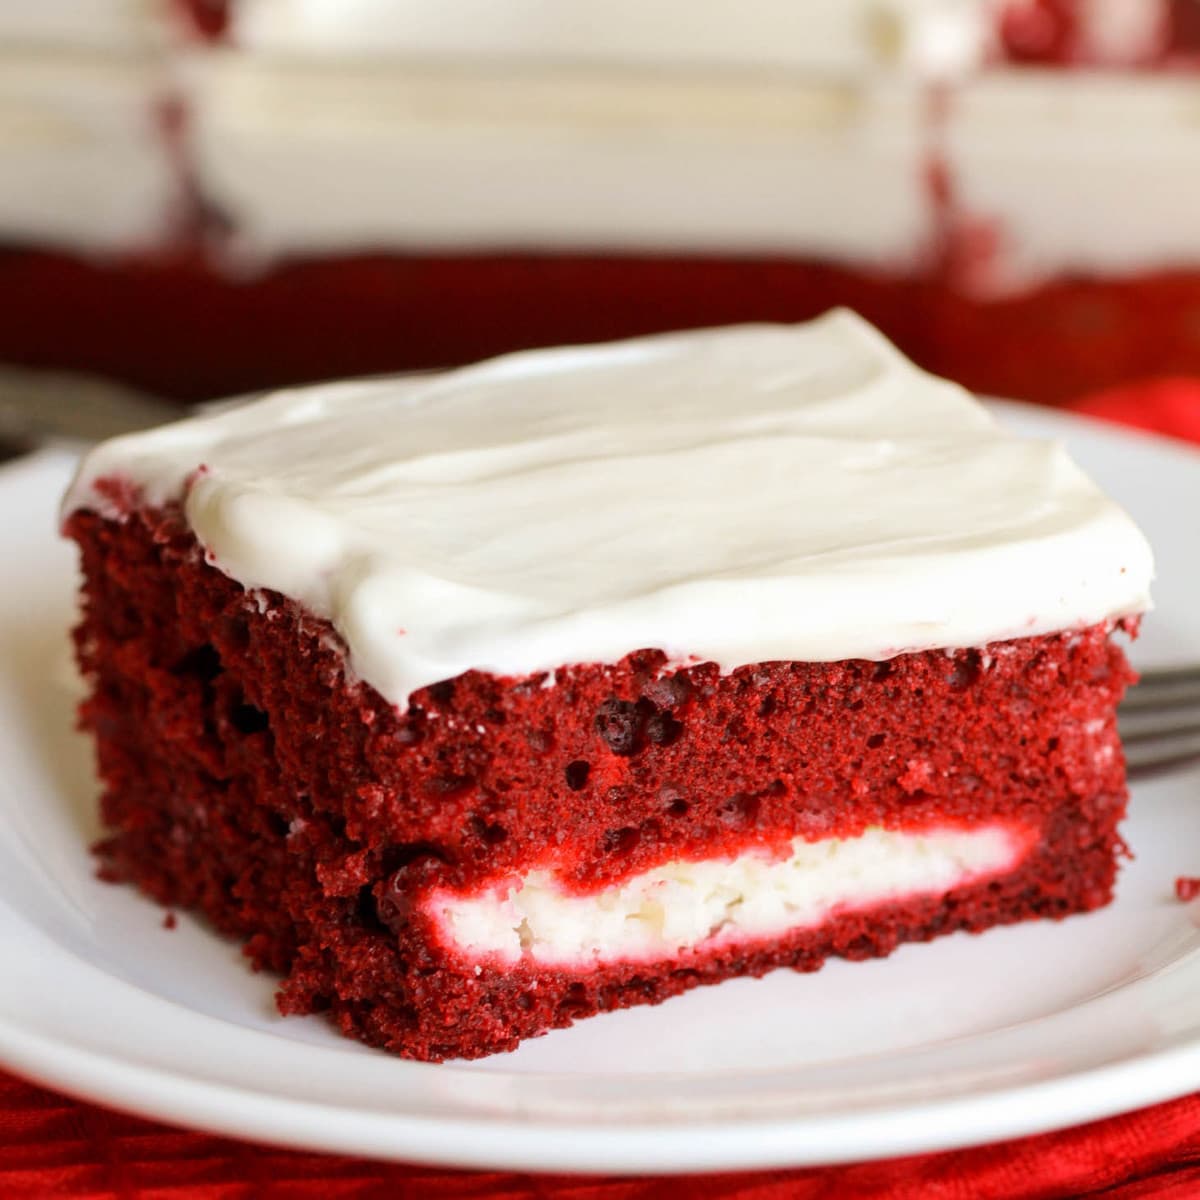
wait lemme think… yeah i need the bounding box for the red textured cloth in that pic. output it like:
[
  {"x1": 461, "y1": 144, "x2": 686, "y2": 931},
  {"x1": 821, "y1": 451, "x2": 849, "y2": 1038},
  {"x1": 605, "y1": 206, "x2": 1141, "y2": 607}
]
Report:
[
  {"x1": 3, "y1": 1072, "x2": 1200, "y2": 1199},
  {"x1": 3, "y1": 377, "x2": 1200, "y2": 1197}
]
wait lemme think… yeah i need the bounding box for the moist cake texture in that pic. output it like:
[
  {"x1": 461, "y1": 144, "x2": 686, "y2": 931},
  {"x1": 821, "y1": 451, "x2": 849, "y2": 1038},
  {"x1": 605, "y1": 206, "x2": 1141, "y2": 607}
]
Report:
[{"x1": 63, "y1": 311, "x2": 1153, "y2": 1060}]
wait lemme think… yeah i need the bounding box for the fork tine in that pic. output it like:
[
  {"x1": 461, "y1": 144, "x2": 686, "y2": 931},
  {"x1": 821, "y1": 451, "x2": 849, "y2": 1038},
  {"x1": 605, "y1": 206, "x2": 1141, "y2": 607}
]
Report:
[
  {"x1": 1125, "y1": 736, "x2": 1200, "y2": 775},
  {"x1": 1120, "y1": 665, "x2": 1200, "y2": 712},
  {"x1": 1134, "y1": 665, "x2": 1200, "y2": 686},
  {"x1": 1119, "y1": 665, "x2": 1200, "y2": 775},
  {"x1": 1119, "y1": 713, "x2": 1200, "y2": 744}
]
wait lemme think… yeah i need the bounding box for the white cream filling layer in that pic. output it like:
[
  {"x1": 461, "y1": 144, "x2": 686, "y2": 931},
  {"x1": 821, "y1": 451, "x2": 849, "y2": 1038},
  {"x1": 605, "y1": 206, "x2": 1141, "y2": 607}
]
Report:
[{"x1": 429, "y1": 824, "x2": 1027, "y2": 967}]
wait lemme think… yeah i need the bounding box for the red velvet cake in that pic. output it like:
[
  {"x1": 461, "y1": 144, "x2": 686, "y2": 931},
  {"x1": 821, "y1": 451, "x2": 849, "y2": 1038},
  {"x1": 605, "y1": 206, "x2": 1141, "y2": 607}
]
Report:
[{"x1": 63, "y1": 312, "x2": 1153, "y2": 1060}]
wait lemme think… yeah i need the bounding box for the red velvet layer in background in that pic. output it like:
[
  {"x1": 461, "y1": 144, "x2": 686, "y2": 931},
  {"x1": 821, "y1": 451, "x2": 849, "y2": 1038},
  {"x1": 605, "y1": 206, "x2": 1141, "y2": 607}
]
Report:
[{"x1": 7, "y1": 248, "x2": 1200, "y2": 405}]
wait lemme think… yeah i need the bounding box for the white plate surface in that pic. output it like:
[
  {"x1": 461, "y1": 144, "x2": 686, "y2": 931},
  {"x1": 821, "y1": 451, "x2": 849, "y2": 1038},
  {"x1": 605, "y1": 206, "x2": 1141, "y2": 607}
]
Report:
[{"x1": 2, "y1": 403, "x2": 1200, "y2": 1175}]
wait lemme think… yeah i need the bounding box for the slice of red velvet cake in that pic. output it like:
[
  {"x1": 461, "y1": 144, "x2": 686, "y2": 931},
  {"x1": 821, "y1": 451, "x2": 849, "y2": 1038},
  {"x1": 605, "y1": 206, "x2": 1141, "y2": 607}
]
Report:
[{"x1": 62, "y1": 310, "x2": 1153, "y2": 1061}]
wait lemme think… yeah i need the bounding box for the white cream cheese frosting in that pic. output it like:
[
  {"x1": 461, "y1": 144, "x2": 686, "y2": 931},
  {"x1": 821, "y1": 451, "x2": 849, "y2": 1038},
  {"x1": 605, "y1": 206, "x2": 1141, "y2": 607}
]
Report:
[
  {"x1": 187, "y1": 59, "x2": 928, "y2": 262},
  {"x1": 65, "y1": 310, "x2": 1154, "y2": 709},
  {"x1": 229, "y1": 0, "x2": 993, "y2": 77},
  {"x1": 186, "y1": 46, "x2": 1200, "y2": 275},
  {"x1": 0, "y1": 0, "x2": 170, "y2": 51},
  {"x1": 0, "y1": 49, "x2": 177, "y2": 253},
  {"x1": 946, "y1": 70, "x2": 1200, "y2": 289}
]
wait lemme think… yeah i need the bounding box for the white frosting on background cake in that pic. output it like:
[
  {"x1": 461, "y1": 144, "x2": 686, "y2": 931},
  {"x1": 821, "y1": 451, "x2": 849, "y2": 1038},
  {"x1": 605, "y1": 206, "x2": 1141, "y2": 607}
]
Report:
[
  {"x1": 430, "y1": 823, "x2": 1027, "y2": 966},
  {"x1": 0, "y1": 0, "x2": 1183, "y2": 279},
  {"x1": 185, "y1": 50, "x2": 1200, "y2": 276},
  {"x1": 65, "y1": 310, "x2": 1153, "y2": 708},
  {"x1": 188, "y1": 60, "x2": 928, "y2": 261},
  {"x1": 0, "y1": 0, "x2": 176, "y2": 253},
  {"x1": 0, "y1": 50, "x2": 177, "y2": 252},
  {"x1": 0, "y1": 0, "x2": 169, "y2": 51},
  {"x1": 947, "y1": 71, "x2": 1200, "y2": 288},
  {"x1": 229, "y1": 0, "x2": 992, "y2": 76},
  {"x1": 0, "y1": 0, "x2": 1190, "y2": 278}
]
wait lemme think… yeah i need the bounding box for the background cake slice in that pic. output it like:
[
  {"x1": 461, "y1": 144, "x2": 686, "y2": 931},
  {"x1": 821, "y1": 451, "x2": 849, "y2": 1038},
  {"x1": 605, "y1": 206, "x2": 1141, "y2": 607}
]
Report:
[{"x1": 63, "y1": 310, "x2": 1153, "y2": 1060}]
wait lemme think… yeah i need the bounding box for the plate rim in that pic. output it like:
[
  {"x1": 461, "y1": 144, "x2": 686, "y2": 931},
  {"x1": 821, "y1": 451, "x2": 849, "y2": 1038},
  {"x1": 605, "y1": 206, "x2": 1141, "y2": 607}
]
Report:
[{"x1": 6, "y1": 934, "x2": 1200, "y2": 1175}]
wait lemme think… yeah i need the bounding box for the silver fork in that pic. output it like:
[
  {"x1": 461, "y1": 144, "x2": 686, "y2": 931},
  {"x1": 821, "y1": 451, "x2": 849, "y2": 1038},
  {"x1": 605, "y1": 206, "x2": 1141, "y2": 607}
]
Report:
[
  {"x1": 0, "y1": 365, "x2": 180, "y2": 454},
  {"x1": 1121, "y1": 666, "x2": 1200, "y2": 776}
]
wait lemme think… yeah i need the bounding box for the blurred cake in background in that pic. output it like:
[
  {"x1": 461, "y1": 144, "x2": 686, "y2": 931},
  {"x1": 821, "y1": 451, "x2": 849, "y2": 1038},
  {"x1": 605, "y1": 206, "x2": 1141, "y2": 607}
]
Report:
[
  {"x1": 2, "y1": 0, "x2": 1200, "y2": 403},
  {"x1": 0, "y1": 1, "x2": 178, "y2": 254}
]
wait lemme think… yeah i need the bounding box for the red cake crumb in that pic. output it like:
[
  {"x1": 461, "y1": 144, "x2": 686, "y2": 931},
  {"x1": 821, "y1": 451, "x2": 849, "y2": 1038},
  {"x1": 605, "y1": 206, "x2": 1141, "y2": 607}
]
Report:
[
  {"x1": 162, "y1": 912, "x2": 177, "y2": 930},
  {"x1": 67, "y1": 501, "x2": 1138, "y2": 1061},
  {"x1": 1175, "y1": 877, "x2": 1200, "y2": 902}
]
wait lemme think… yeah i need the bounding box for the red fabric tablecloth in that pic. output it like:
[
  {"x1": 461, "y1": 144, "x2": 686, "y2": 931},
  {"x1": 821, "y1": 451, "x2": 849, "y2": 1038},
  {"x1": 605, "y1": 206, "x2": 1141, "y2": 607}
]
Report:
[
  {"x1": 4, "y1": 1071, "x2": 1200, "y2": 1199},
  {"x1": 3, "y1": 378, "x2": 1198, "y2": 1199}
]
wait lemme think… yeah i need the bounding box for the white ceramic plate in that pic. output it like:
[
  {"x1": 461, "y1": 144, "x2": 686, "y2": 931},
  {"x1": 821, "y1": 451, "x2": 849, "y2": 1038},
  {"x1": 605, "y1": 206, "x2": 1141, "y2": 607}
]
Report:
[{"x1": 2, "y1": 404, "x2": 1200, "y2": 1176}]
